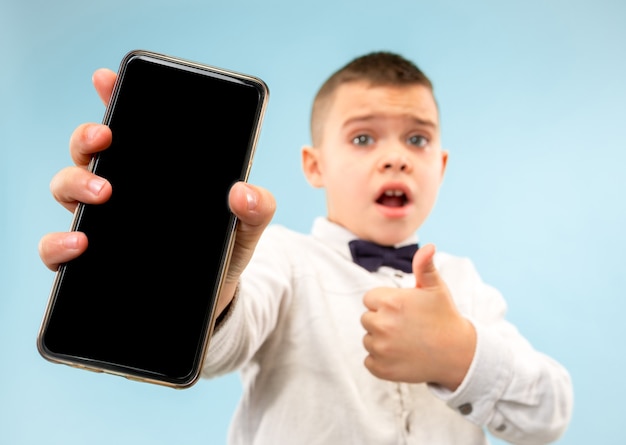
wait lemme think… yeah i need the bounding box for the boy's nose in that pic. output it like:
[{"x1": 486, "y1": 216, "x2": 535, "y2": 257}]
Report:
[{"x1": 379, "y1": 152, "x2": 411, "y2": 172}]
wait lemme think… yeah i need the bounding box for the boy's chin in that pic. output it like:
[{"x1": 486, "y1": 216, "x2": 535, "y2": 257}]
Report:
[
  {"x1": 360, "y1": 225, "x2": 419, "y2": 246},
  {"x1": 331, "y1": 212, "x2": 421, "y2": 244}
]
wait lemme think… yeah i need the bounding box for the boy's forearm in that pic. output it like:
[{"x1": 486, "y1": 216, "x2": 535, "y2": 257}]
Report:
[
  {"x1": 216, "y1": 280, "x2": 239, "y2": 317},
  {"x1": 430, "y1": 323, "x2": 573, "y2": 443}
]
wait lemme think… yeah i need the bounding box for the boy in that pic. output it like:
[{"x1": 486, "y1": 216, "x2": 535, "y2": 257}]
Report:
[{"x1": 39, "y1": 52, "x2": 573, "y2": 444}]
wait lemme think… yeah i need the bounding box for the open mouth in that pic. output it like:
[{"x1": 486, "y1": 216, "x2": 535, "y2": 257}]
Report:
[{"x1": 376, "y1": 189, "x2": 408, "y2": 207}]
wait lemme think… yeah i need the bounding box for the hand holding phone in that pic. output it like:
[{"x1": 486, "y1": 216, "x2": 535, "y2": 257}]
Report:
[{"x1": 37, "y1": 50, "x2": 269, "y2": 389}]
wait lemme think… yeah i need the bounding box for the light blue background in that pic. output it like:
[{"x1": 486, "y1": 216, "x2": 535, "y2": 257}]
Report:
[{"x1": 2, "y1": 0, "x2": 625, "y2": 443}]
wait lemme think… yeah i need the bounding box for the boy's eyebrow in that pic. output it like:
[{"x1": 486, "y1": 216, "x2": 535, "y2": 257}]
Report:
[{"x1": 342, "y1": 114, "x2": 438, "y2": 129}]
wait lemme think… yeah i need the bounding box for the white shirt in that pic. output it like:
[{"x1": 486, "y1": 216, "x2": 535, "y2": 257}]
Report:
[{"x1": 202, "y1": 217, "x2": 573, "y2": 445}]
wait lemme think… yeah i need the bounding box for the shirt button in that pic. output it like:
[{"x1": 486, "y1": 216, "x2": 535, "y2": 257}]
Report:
[{"x1": 458, "y1": 403, "x2": 473, "y2": 415}]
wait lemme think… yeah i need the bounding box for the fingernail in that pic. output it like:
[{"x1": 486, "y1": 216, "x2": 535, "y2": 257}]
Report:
[
  {"x1": 63, "y1": 233, "x2": 80, "y2": 249},
  {"x1": 86, "y1": 125, "x2": 101, "y2": 141},
  {"x1": 244, "y1": 184, "x2": 258, "y2": 211},
  {"x1": 88, "y1": 177, "x2": 106, "y2": 195}
]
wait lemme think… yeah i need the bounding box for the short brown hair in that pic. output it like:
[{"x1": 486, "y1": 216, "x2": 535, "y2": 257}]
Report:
[{"x1": 310, "y1": 51, "x2": 434, "y2": 145}]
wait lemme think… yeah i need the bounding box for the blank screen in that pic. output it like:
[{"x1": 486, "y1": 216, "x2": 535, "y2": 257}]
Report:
[{"x1": 40, "y1": 53, "x2": 266, "y2": 386}]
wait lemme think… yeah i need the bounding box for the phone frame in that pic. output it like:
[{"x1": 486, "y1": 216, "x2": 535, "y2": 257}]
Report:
[{"x1": 37, "y1": 49, "x2": 269, "y2": 389}]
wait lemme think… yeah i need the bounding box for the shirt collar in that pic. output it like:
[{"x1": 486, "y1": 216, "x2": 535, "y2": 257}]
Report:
[{"x1": 310, "y1": 217, "x2": 419, "y2": 263}]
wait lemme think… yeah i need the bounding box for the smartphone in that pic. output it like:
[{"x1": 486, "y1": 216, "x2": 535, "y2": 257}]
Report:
[{"x1": 37, "y1": 50, "x2": 269, "y2": 389}]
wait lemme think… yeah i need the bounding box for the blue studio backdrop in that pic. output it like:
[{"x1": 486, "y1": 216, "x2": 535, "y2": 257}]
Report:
[{"x1": 2, "y1": 0, "x2": 625, "y2": 443}]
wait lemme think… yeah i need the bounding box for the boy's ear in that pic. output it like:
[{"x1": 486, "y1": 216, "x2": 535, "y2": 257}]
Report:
[
  {"x1": 440, "y1": 149, "x2": 449, "y2": 181},
  {"x1": 301, "y1": 145, "x2": 324, "y2": 188}
]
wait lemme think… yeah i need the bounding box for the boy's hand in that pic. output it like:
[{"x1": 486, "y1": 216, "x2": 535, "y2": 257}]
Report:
[
  {"x1": 38, "y1": 69, "x2": 276, "y2": 315},
  {"x1": 217, "y1": 182, "x2": 275, "y2": 314},
  {"x1": 360, "y1": 244, "x2": 477, "y2": 391}
]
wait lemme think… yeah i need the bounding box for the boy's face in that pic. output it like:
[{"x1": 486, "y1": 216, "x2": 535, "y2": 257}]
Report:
[{"x1": 302, "y1": 81, "x2": 447, "y2": 245}]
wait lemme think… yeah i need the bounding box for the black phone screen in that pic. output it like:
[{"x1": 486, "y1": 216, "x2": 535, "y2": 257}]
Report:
[{"x1": 38, "y1": 51, "x2": 268, "y2": 388}]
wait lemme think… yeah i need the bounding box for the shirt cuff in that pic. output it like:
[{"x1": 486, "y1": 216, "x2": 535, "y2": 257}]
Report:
[
  {"x1": 428, "y1": 319, "x2": 514, "y2": 425},
  {"x1": 202, "y1": 283, "x2": 245, "y2": 376}
]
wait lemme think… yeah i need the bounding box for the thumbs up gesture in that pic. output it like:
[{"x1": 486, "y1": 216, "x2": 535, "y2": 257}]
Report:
[{"x1": 361, "y1": 244, "x2": 477, "y2": 391}]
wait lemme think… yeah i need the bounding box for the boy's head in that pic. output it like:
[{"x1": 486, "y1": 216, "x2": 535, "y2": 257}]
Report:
[
  {"x1": 302, "y1": 51, "x2": 447, "y2": 246},
  {"x1": 310, "y1": 51, "x2": 435, "y2": 147}
]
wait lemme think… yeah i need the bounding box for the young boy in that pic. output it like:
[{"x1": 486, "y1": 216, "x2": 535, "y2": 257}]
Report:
[{"x1": 39, "y1": 52, "x2": 573, "y2": 444}]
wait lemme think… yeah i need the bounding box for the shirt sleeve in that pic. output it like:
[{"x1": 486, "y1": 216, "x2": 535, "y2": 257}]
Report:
[
  {"x1": 429, "y1": 255, "x2": 574, "y2": 444},
  {"x1": 201, "y1": 226, "x2": 294, "y2": 379}
]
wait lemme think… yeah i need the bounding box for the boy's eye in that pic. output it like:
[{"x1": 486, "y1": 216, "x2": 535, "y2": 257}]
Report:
[
  {"x1": 352, "y1": 134, "x2": 374, "y2": 146},
  {"x1": 408, "y1": 135, "x2": 428, "y2": 147}
]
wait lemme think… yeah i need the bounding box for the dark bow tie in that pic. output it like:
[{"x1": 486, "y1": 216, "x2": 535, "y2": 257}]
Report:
[{"x1": 348, "y1": 239, "x2": 418, "y2": 273}]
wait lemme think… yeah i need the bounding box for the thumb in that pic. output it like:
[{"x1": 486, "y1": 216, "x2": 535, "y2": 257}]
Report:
[
  {"x1": 226, "y1": 182, "x2": 276, "y2": 278},
  {"x1": 229, "y1": 181, "x2": 276, "y2": 231},
  {"x1": 413, "y1": 243, "x2": 440, "y2": 289},
  {"x1": 92, "y1": 68, "x2": 117, "y2": 107}
]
